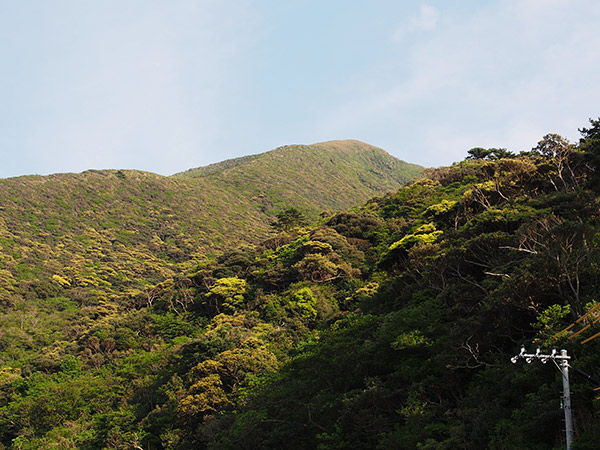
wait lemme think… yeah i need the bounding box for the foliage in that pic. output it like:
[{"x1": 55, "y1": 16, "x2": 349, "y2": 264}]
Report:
[
  {"x1": 3, "y1": 125, "x2": 600, "y2": 449},
  {"x1": 206, "y1": 277, "x2": 247, "y2": 314},
  {"x1": 271, "y1": 207, "x2": 309, "y2": 231},
  {"x1": 0, "y1": 141, "x2": 422, "y2": 305},
  {"x1": 466, "y1": 147, "x2": 516, "y2": 160}
]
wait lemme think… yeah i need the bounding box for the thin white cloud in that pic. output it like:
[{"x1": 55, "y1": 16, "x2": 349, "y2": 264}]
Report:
[
  {"x1": 315, "y1": 0, "x2": 600, "y2": 167},
  {"x1": 393, "y1": 4, "x2": 440, "y2": 42},
  {"x1": 413, "y1": 4, "x2": 439, "y2": 31}
]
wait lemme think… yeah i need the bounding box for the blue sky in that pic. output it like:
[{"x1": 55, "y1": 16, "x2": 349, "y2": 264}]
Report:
[{"x1": 1, "y1": 0, "x2": 599, "y2": 178}]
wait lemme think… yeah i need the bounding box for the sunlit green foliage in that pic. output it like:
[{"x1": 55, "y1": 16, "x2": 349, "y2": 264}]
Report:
[
  {"x1": 0, "y1": 141, "x2": 421, "y2": 306},
  {"x1": 3, "y1": 125, "x2": 600, "y2": 449}
]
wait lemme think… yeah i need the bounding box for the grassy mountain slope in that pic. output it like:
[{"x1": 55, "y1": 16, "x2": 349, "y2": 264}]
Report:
[
  {"x1": 0, "y1": 140, "x2": 422, "y2": 301},
  {"x1": 177, "y1": 140, "x2": 422, "y2": 215}
]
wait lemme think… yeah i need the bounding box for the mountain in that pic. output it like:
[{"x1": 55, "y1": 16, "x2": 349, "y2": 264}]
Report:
[
  {"x1": 2, "y1": 121, "x2": 600, "y2": 449},
  {"x1": 175, "y1": 140, "x2": 422, "y2": 214},
  {"x1": 0, "y1": 140, "x2": 422, "y2": 301}
]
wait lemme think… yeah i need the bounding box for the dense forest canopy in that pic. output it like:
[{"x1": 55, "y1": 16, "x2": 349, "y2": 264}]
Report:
[
  {"x1": 1, "y1": 124, "x2": 600, "y2": 449},
  {"x1": 0, "y1": 140, "x2": 421, "y2": 306}
]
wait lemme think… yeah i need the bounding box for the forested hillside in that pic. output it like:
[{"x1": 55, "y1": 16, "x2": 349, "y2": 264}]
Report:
[
  {"x1": 0, "y1": 140, "x2": 421, "y2": 304},
  {"x1": 2, "y1": 123, "x2": 600, "y2": 450}
]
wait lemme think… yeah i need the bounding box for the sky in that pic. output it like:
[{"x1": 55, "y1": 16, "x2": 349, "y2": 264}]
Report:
[{"x1": 1, "y1": 0, "x2": 599, "y2": 178}]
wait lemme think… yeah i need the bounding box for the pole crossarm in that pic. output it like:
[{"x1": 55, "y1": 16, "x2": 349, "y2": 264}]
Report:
[{"x1": 511, "y1": 346, "x2": 571, "y2": 365}]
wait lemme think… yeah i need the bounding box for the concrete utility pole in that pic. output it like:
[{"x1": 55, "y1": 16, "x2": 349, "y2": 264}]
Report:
[{"x1": 511, "y1": 347, "x2": 573, "y2": 450}]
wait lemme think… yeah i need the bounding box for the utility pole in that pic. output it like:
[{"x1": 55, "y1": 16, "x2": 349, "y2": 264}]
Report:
[
  {"x1": 511, "y1": 347, "x2": 573, "y2": 450},
  {"x1": 558, "y1": 349, "x2": 574, "y2": 450}
]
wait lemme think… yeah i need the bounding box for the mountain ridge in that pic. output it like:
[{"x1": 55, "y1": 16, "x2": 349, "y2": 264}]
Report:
[
  {"x1": 175, "y1": 139, "x2": 413, "y2": 179},
  {"x1": 0, "y1": 140, "x2": 423, "y2": 300}
]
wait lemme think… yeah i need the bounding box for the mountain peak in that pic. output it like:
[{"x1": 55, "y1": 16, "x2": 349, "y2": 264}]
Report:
[{"x1": 178, "y1": 140, "x2": 412, "y2": 178}]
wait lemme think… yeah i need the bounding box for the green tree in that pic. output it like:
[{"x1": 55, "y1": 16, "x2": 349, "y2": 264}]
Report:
[
  {"x1": 206, "y1": 277, "x2": 248, "y2": 314},
  {"x1": 292, "y1": 287, "x2": 317, "y2": 321},
  {"x1": 467, "y1": 147, "x2": 515, "y2": 160},
  {"x1": 579, "y1": 117, "x2": 600, "y2": 188},
  {"x1": 532, "y1": 133, "x2": 578, "y2": 191},
  {"x1": 271, "y1": 207, "x2": 309, "y2": 231}
]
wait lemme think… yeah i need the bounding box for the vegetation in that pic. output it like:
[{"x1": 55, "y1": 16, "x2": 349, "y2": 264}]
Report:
[
  {"x1": 0, "y1": 140, "x2": 421, "y2": 304},
  {"x1": 2, "y1": 126, "x2": 600, "y2": 449}
]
